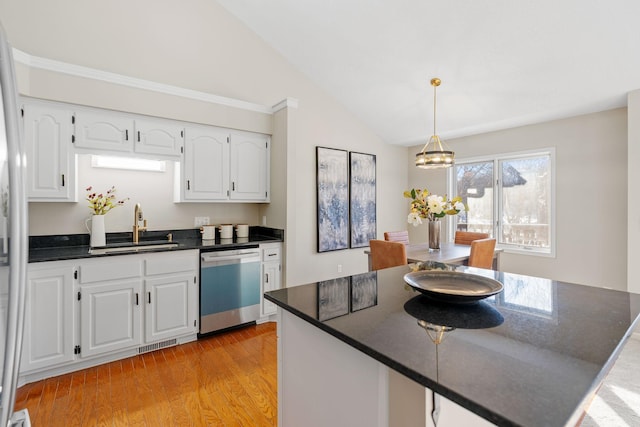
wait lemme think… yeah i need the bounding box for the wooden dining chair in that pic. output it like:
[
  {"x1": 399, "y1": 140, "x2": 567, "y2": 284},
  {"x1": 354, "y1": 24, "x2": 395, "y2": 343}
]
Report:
[
  {"x1": 383, "y1": 230, "x2": 410, "y2": 245},
  {"x1": 369, "y1": 239, "x2": 408, "y2": 271},
  {"x1": 468, "y1": 238, "x2": 496, "y2": 269},
  {"x1": 454, "y1": 231, "x2": 490, "y2": 245}
]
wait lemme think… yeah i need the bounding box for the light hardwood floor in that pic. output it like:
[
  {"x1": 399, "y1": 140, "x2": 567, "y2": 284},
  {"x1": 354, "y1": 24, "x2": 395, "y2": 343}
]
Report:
[{"x1": 14, "y1": 322, "x2": 277, "y2": 426}]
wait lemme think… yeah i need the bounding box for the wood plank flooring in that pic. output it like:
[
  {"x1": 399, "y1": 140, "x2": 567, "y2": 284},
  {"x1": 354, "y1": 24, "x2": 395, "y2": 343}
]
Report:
[{"x1": 14, "y1": 322, "x2": 277, "y2": 427}]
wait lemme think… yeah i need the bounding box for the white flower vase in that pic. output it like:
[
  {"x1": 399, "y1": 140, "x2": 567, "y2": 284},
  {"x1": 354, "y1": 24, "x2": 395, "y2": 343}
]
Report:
[
  {"x1": 86, "y1": 214, "x2": 106, "y2": 247},
  {"x1": 428, "y1": 220, "x2": 441, "y2": 251}
]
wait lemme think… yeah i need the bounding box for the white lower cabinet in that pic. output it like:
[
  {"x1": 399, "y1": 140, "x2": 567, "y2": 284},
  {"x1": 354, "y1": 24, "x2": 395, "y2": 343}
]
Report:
[
  {"x1": 80, "y1": 279, "x2": 142, "y2": 358},
  {"x1": 21, "y1": 263, "x2": 75, "y2": 372},
  {"x1": 77, "y1": 255, "x2": 143, "y2": 358},
  {"x1": 143, "y1": 250, "x2": 198, "y2": 343},
  {"x1": 21, "y1": 250, "x2": 199, "y2": 381},
  {"x1": 144, "y1": 274, "x2": 195, "y2": 342},
  {"x1": 260, "y1": 243, "x2": 282, "y2": 318}
]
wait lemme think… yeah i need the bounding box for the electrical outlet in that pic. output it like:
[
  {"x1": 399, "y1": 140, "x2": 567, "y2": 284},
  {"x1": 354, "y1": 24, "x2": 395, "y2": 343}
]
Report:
[
  {"x1": 337, "y1": 264, "x2": 343, "y2": 273},
  {"x1": 194, "y1": 216, "x2": 210, "y2": 227},
  {"x1": 262, "y1": 215, "x2": 267, "y2": 226}
]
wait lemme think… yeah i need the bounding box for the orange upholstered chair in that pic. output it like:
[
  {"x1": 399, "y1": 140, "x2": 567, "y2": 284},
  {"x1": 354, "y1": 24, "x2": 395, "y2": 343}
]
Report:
[
  {"x1": 369, "y1": 240, "x2": 408, "y2": 271},
  {"x1": 454, "y1": 231, "x2": 490, "y2": 245},
  {"x1": 383, "y1": 230, "x2": 410, "y2": 245},
  {"x1": 468, "y1": 238, "x2": 496, "y2": 269}
]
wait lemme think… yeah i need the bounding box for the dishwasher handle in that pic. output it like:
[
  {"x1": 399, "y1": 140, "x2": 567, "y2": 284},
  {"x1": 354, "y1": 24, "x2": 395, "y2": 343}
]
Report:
[{"x1": 201, "y1": 251, "x2": 260, "y2": 265}]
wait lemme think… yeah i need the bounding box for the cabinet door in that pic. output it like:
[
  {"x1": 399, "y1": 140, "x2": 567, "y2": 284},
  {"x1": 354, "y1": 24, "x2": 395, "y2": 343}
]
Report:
[
  {"x1": 75, "y1": 110, "x2": 134, "y2": 152},
  {"x1": 134, "y1": 118, "x2": 183, "y2": 157},
  {"x1": 23, "y1": 104, "x2": 76, "y2": 201},
  {"x1": 21, "y1": 266, "x2": 75, "y2": 372},
  {"x1": 183, "y1": 126, "x2": 229, "y2": 200},
  {"x1": 261, "y1": 262, "x2": 281, "y2": 317},
  {"x1": 229, "y1": 132, "x2": 269, "y2": 201},
  {"x1": 79, "y1": 280, "x2": 142, "y2": 358},
  {"x1": 144, "y1": 273, "x2": 197, "y2": 343}
]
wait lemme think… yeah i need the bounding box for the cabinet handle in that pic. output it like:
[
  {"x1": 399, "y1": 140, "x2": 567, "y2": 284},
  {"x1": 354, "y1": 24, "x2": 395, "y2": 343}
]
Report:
[
  {"x1": 187, "y1": 180, "x2": 190, "y2": 190},
  {"x1": 148, "y1": 292, "x2": 151, "y2": 304},
  {"x1": 125, "y1": 129, "x2": 128, "y2": 140},
  {"x1": 265, "y1": 273, "x2": 269, "y2": 283},
  {"x1": 137, "y1": 131, "x2": 141, "y2": 142},
  {"x1": 135, "y1": 293, "x2": 139, "y2": 305},
  {"x1": 232, "y1": 182, "x2": 235, "y2": 191},
  {"x1": 61, "y1": 174, "x2": 65, "y2": 187}
]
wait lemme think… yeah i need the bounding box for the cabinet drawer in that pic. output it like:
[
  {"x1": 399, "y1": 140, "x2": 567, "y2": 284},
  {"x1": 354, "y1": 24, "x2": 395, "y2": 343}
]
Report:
[
  {"x1": 79, "y1": 258, "x2": 142, "y2": 284},
  {"x1": 262, "y1": 246, "x2": 281, "y2": 262},
  {"x1": 145, "y1": 251, "x2": 198, "y2": 276}
]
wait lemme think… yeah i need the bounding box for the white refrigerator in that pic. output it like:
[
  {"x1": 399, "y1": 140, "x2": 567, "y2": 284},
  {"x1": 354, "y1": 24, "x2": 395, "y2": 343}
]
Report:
[{"x1": 0, "y1": 20, "x2": 31, "y2": 427}]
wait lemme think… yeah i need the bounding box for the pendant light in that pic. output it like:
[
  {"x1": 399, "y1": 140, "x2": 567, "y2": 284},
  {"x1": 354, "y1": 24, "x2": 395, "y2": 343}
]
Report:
[{"x1": 415, "y1": 78, "x2": 455, "y2": 169}]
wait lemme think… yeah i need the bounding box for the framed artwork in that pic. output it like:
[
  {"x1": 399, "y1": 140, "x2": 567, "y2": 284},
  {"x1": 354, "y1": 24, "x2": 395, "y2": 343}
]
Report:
[
  {"x1": 349, "y1": 151, "x2": 377, "y2": 248},
  {"x1": 316, "y1": 147, "x2": 349, "y2": 252},
  {"x1": 317, "y1": 277, "x2": 350, "y2": 321},
  {"x1": 351, "y1": 271, "x2": 378, "y2": 312}
]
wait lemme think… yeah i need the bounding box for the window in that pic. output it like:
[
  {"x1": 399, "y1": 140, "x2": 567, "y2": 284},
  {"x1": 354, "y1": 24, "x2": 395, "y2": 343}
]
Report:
[
  {"x1": 450, "y1": 149, "x2": 554, "y2": 255},
  {"x1": 91, "y1": 155, "x2": 166, "y2": 172}
]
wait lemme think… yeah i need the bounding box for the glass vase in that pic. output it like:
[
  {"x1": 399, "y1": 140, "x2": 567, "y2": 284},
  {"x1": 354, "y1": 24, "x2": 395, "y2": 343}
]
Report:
[{"x1": 428, "y1": 220, "x2": 441, "y2": 251}]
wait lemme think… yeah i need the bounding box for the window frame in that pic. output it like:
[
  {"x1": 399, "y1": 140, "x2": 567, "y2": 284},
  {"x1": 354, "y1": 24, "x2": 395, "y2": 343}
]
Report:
[{"x1": 448, "y1": 148, "x2": 556, "y2": 257}]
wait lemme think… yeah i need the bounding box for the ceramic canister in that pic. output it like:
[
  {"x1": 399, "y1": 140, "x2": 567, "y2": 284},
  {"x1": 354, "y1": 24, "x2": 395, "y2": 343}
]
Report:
[
  {"x1": 201, "y1": 225, "x2": 216, "y2": 240},
  {"x1": 236, "y1": 224, "x2": 249, "y2": 238},
  {"x1": 219, "y1": 224, "x2": 234, "y2": 239}
]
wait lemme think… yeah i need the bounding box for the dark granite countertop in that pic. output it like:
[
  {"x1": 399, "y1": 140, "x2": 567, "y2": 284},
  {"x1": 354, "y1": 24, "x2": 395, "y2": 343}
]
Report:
[
  {"x1": 29, "y1": 226, "x2": 283, "y2": 263},
  {"x1": 265, "y1": 262, "x2": 640, "y2": 427}
]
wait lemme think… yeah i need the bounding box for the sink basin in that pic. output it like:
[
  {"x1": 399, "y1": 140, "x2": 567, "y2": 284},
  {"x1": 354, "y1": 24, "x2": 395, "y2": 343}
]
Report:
[{"x1": 89, "y1": 241, "x2": 178, "y2": 255}]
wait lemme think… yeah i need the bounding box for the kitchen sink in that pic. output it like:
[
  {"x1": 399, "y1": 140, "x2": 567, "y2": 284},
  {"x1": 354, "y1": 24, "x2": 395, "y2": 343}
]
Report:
[{"x1": 89, "y1": 240, "x2": 179, "y2": 255}]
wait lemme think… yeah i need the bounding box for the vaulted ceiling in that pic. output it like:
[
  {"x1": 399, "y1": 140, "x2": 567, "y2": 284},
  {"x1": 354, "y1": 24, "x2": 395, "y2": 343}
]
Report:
[{"x1": 218, "y1": 0, "x2": 640, "y2": 146}]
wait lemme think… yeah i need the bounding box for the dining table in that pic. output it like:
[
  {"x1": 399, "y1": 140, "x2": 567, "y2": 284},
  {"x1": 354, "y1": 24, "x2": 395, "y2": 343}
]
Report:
[{"x1": 365, "y1": 242, "x2": 501, "y2": 271}]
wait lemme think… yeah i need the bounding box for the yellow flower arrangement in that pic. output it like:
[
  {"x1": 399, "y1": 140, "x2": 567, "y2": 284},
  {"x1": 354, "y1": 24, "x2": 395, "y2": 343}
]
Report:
[{"x1": 403, "y1": 188, "x2": 467, "y2": 225}]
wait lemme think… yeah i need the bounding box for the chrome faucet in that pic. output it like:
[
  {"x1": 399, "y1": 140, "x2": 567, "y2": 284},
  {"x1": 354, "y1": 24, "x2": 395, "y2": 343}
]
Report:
[{"x1": 133, "y1": 203, "x2": 147, "y2": 243}]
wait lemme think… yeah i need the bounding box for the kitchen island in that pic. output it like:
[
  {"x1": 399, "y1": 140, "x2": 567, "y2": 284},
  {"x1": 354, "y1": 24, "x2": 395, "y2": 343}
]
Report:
[{"x1": 265, "y1": 263, "x2": 640, "y2": 427}]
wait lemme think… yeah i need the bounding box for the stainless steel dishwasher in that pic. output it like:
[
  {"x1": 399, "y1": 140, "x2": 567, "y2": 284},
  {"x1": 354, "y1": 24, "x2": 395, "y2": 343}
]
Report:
[{"x1": 199, "y1": 247, "x2": 262, "y2": 335}]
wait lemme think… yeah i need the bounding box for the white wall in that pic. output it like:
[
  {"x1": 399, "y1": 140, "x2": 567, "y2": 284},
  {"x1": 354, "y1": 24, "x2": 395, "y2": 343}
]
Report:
[
  {"x1": 1, "y1": 0, "x2": 409, "y2": 286},
  {"x1": 409, "y1": 109, "x2": 628, "y2": 290}
]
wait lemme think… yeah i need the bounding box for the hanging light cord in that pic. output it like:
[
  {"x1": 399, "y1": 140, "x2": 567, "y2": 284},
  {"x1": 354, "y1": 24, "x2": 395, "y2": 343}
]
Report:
[{"x1": 415, "y1": 76, "x2": 454, "y2": 168}]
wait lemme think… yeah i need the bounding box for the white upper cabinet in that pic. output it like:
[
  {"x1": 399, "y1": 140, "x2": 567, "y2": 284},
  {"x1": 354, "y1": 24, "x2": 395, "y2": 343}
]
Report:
[
  {"x1": 176, "y1": 127, "x2": 270, "y2": 203},
  {"x1": 75, "y1": 110, "x2": 183, "y2": 158},
  {"x1": 22, "y1": 97, "x2": 271, "y2": 204},
  {"x1": 23, "y1": 103, "x2": 76, "y2": 201},
  {"x1": 230, "y1": 132, "x2": 270, "y2": 201},
  {"x1": 75, "y1": 110, "x2": 134, "y2": 152},
  {"x1": 134, "y1": 118, "x2": 183, "y2": 157},
  {"x1": 181, "y1": 125, "x2": 229, "y2": 201}
]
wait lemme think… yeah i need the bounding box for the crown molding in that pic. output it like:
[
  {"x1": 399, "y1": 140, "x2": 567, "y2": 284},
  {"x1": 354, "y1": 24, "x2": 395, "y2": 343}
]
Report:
[
  {"x1": 12, "y1": 48, "x2": 276, "y2": 115},
  {"x1": 272, "y1": 97, "x2": 299, "y2": 112}
]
